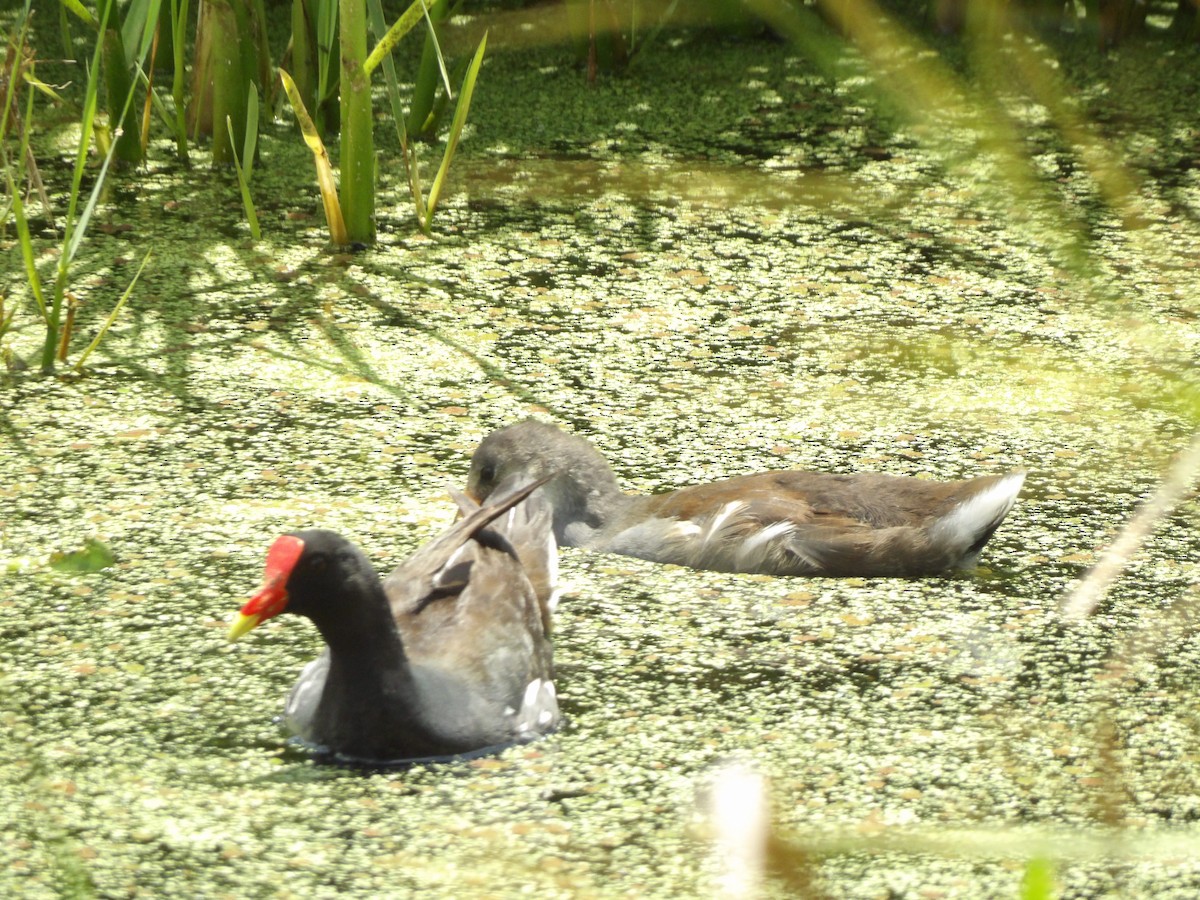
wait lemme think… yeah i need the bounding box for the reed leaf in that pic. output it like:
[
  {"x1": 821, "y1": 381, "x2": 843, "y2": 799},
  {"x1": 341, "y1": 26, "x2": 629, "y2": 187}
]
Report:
[
  {"x1": 227, "y1": 85, "x2": 261, "y2": 239},
  {"x1": 405, "y1": 0, "x2": 456, "y2": 138},
  {"x1": 366, "y1": 0, "x2": 406, "y2": 136},
  {"x1": 366, "y1": 0, "x2": 427, "y2": 223},
  {"x1": 64, "y1": 113, "x2": 124, "y2": 269},
  {"x1": 169, "y1": 0, "x2": 189, "y2": 160},
  {"x1": 6, "y1": 174, "x2": 46, "y2": 320},
  {"x1": 227, "y1": 120, "x2": 260, "y2": 239},
  {"x1": 135, "y1": 64, "x2": 184, "y2": 134},
  {"x1": 73, "y1": 250, "x2": 152, "y2": 372},
  {"x1": 42, "y1": 0, "x2": 115, "y2": 372},
  {"x1": 421, "y1": 0, "x2": 453, "y2": 98},
  {"x1": 278, "y1": 67, "x2": 347, "y2": 245},
  {"x1": 121, "y1": 0, "x2": 164, "y2": 67},
  {"x1": 423, "y1": 30, "x2": 486, "y2": 230},
  {"x1": 316, "y1": 0, "x2": 338, "y2": 113},
  {"x1": 58, "y1": 0, "x2": 97, "y2": 27},
  {"x1": 363, "y1": 0, "x2": 425, "y2": 75},
  {"x1": 243, "y1": 81, "x2": 258, "y2": 181}
]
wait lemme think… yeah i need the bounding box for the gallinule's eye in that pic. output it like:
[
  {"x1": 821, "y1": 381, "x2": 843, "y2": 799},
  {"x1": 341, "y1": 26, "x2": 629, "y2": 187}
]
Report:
[{"x1": 478, "y1": 461, "x2": 497, "y2": 488}]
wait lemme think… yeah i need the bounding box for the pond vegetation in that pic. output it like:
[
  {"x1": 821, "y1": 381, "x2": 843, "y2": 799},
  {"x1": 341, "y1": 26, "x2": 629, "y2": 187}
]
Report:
[{"x1": 2, "y1": 0, "x2": 1200, "y2": 896}]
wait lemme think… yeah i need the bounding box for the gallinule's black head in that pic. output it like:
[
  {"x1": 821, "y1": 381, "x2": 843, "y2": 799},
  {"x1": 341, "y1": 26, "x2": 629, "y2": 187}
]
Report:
[
  {"x1": 229, "y1": 478, "x2": 559, "y2": 763},
  {"x1": 467, "y1": 419, "x2": 1025, "y2": 578}
]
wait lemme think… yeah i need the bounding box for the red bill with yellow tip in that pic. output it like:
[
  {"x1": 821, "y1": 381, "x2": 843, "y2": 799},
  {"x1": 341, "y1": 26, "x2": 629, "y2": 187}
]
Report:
[{"x1": 228, "y1": 535, "x2": 306, "y2": 641}]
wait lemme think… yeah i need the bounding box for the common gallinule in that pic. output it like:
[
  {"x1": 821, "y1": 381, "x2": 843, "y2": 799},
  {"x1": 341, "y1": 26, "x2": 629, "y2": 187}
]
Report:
[
  {"x1": 228, "y1": 478, "x2": 560, "y2": 763},
  {"x1": 466, "y1": 420, "x2": 1026, "y2": 578}
]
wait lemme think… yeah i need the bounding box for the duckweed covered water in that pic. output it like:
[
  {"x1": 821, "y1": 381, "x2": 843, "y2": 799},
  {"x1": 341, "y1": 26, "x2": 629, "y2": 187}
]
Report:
[{"x1": 3, "y1": 18, "x2": 1200, "y2": 899}]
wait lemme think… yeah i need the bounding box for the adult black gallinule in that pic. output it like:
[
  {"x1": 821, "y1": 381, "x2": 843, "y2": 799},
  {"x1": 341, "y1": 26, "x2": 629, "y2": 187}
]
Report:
[
  {"x1": 228, "y1": 478, "x2": 560, "y2": 763},
  {"x1": 466, "y1": 420, "x2": 1026, "y2": 578}
]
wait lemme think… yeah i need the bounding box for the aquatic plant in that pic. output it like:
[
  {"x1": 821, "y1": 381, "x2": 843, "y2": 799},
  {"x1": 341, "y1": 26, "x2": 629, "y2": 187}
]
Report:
[
  {"x1": 338, "y1": 0, "x2": 375, "y2": 243},
  {"x1": 403, "y1": 0, "x2": 455, "y2": 140},
  {"x1": 401, "y1": 30, "x2": 488, "y2": 234},
  {"x1": 189, "y1": 0, "x2": 270, "y2": 167},
  {"x1": 277, "y1": 0, "x2": 489, "y2": 244},
  {"x1": 4, "y1": 0, "x2": 151, "y2": 373},
  {"x1": 227, "y1": 84, "x2": 262, "y2": 240},
  {"x1": 289, "y1": 0, "x2": 340, "y2": 138}
]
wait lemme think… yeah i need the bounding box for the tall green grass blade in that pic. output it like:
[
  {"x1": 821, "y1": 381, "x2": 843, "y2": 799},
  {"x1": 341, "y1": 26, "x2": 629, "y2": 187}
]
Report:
[
  {"x1": 6, "y1": 43, "x2": 45, "y2": 318},
  {"x1": 338, "y1": 0, "x2": 375, "y2": 243},
  {"x1": 366, "y1": 0, "x2": 427, "y2": 225},
  {"x1": 136, "y1": 64, "x2": 184, "y2": 135},
  {"x1": 170, "y1": 0, "x2": 189, "y2": 160},
  {"x1": 421, "y1": 0, "x2": 453, "y2": 97},
  {"x1": 423, "y1": 30, "x2": 486, "y2": 230},
  {"x1": 315, "y1": 0, "x2": 338, "y2": 125},
  {"x1": 73, "y1": 250, "x2": 151, "y2": 372},
  {"x1": 363, "y1": 0, "x2": 425, "y2": 75},
  {"x1": 65, "y1": 99, "x2": 128, "y2": 268},
  {"x1": 366, "y1": 0, "x2": 406, "y2": 137},
  {"x1": 62, "y1": 3, "x2": 111, "y2": 236},
  {"x1": 403, "y1": 130, "x2": 427, "y2": 226},
  {"x1": 227, "y1": 86, "x2": 261, "y2": 240},
  {"x1": 0, "y1": 10, "x2": 31, "y2": 145},
  {"x1": 6, "y1": 177, "x2": 47, "y2": 320},
  {"x1": 58, "y1": 0, "x2": 97, "y2": 28},
  {"x1": 227, "y1": 116, "x2": 261, "y2": 238},
  {"x1": 121, "y1": 0, "x2": 164, "y2": 67},
  {"x1": 405, "y1": 7, "x2": 444, "y2": 137},
  {"x1": 420, "y1": 53, "x2": 467, "y2": 139},
  {"x1": 44, "y1": 0, "x2": 115, "y2": 372},
  {"x1": 243, "y1": 81, "x2": 259, "y2": 182}
]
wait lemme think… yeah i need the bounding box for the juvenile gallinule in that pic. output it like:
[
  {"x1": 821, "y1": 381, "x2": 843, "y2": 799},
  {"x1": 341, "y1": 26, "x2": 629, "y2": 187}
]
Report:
[
  {"x1": 228, "y1": 478, "x2": 560, "y2": 763},
  {"x1": 466, "y1": 420, "x2": 1026, "y2": 578}
]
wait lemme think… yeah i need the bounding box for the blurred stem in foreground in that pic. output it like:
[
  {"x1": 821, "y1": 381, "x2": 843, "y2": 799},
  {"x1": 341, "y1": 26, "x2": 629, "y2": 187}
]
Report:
[{"x1": 1062, "y1": 431, "x2": 1200, "y2": 620}]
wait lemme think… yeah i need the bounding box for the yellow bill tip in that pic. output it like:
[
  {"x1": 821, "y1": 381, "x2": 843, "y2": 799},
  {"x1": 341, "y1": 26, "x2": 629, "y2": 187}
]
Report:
[{"x1": 227, "y1": 611, "x2": 261, "y2": 642}]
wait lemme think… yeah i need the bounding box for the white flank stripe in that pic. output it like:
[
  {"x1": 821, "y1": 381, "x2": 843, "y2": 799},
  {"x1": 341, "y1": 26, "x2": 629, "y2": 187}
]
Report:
[{"x1": 704, "y1": 501, "x2": 747, "y2": 544}]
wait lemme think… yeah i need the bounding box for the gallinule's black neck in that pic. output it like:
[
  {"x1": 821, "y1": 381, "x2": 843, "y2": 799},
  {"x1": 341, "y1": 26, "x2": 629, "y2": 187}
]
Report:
[
  {"x1": 229, "y1": 478, "x2": 559, "y2": 763},
  {"x1": 466, "y1": 420, "x2": 1026, "y2": 578}
]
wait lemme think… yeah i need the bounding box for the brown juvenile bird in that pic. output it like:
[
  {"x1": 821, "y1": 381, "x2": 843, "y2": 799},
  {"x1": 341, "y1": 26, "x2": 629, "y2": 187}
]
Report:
[{"x1": 466, "y1": 420, "x2": 1025, "y2": 578}]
